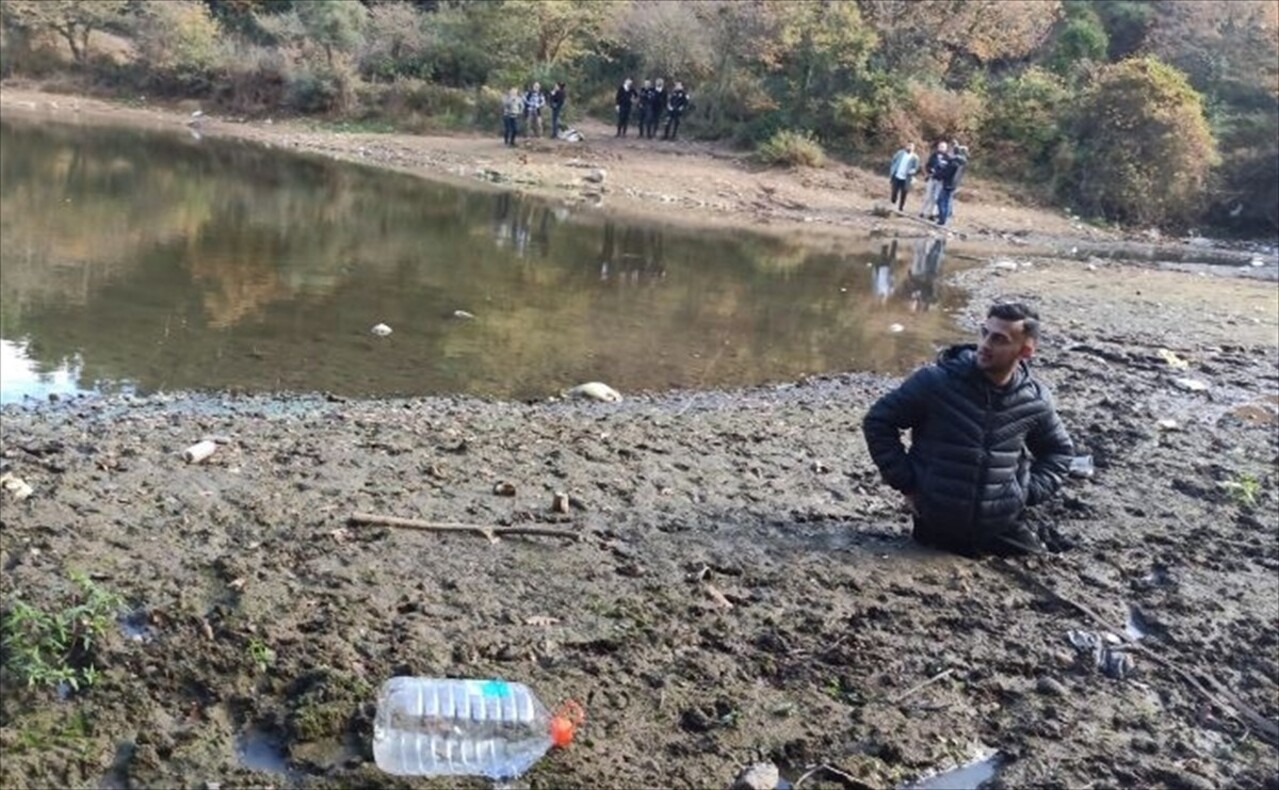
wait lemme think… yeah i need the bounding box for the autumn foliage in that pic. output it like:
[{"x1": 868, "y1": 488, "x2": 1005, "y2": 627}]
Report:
[
  {"x1": 1060, "y1": 57, "x2": 1218, "y2": 227},
  {"x1": 0, "y1": 0, "x2": 1275, "y2": 235}
]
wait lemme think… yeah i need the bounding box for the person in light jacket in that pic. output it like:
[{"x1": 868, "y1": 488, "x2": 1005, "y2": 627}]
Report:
[
  {"x1": 524, "y1": 81, "x2": 546, "y2": 138},
  {"x1": 501, "y1": 88, "x2": 524, "y2": 147},
  {"x1": 888, "y1": 142, "x2": 920, "y2": 212}
]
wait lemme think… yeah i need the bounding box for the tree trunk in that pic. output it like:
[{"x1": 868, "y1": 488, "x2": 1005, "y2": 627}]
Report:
[{"x1": 59, "y1": 24, "x2": 83, "y2": 64}]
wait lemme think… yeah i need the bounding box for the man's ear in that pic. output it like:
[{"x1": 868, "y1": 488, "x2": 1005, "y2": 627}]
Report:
[{"x1": 1018, "y1": 340, "x2": 1036, "y2": 360}]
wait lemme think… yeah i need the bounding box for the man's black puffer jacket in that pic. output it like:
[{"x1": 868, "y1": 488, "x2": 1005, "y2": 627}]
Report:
[{"x1": 863, "y1": 344, "x2": 1073, "y2": 542}]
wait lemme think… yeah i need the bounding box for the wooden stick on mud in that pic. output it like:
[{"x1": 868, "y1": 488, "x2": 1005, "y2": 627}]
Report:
[
  {"x1": 889, "y1": 668, "x2": 955, "y2": 704},
  {"x1": 794, "y1": 763, "x2": 863, "y2": 789},
  {"x1": 992, "y1": 558, "x2": 1279, "y2": 748},
  {"x1": 347, "y1": 513, "x2": 580, "y2": 541}
]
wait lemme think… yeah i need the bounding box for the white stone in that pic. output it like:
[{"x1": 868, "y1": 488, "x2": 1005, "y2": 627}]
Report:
[
  {"x1": 371, "y1": 323, "x2": 393, "y2": 337},
  {"x1": 1171, "y1": 377, "x2": 1209, "y2": 393},
  {"x1": 566, "y1": 382, "x2": 622, "y2": 403}
]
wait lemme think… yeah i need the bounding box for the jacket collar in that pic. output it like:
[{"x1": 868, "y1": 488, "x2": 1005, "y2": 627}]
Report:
[{"x1": 937, "y1": 343, "x2": 1031, "y2": 391}]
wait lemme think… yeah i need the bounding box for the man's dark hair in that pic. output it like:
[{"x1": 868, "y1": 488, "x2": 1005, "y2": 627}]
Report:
[{"x1": 988, "y1": 302, "x2": 1040, "y2": 340}]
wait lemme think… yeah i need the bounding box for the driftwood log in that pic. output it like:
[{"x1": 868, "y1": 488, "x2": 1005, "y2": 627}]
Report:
[{"x1": 347, "y1": 512, "x2": 580, "y2": 542}]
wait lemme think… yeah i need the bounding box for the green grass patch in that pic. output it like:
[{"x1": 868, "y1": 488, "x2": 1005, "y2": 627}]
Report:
[
  {"x1": 246, "y1": 636, "x2": 276, "y2": 672},
  {"x1": 2, "y1": 572, "x2": 124, "y2": 692}
]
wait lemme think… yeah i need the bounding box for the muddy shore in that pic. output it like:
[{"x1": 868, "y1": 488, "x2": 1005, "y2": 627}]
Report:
[
  {"x1": 2, "y1": 248, "x2": 1277, "y2": 789},
  {"x1": 2, "y1": 88, "x2": 1279, "y2": 789}
]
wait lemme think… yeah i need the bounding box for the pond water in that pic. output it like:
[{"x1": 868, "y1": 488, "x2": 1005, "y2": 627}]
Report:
[{"x1": 0, "y1": 120, "x2": 973, "y2": 404}]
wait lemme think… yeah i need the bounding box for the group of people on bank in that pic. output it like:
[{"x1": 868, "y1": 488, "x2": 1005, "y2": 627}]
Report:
[
  {"x1": 613, "y1": 78, "x2": 690, "y2": 140},
  {"x1": 887, "y1": 140, "x2": 969, "y2": 226},
  {"x1": 500, "y1": 77, "x2": 691, "y2": 146},
  {"x1": 501, "y1": 81, "x2": 567, "y2": 146}
]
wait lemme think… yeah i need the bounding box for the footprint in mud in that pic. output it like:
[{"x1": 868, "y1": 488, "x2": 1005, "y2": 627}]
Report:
[
  {"x1": 1124, "y1": 604, "x2": 1167, "y2": 641},
  {"x1": 235, "y1": 727, "x2": 293, "y2": 776}
]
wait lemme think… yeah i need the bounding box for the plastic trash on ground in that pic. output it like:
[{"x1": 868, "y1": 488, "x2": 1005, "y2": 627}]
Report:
[{"x1": 373, "y1": 677, "x2": 584, "y2": 779}]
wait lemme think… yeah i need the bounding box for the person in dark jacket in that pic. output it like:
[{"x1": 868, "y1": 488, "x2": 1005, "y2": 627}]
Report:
[
  {"x1": 663, "y1": 81, "x2": 689, "y2": 140},
  {"x1": 636, "y1": 79, "x2": 654, "y2": 139},
  {"x1": 647, "y1": 78, "x2": 666, "y2": 139},
  {"x1": 918, "y1": 141, "x2": 949, "y2": 220},
  {"x1": 935, "y1": 145, "x2": 968, "y2": 226},
  {"x1": 549, "y1": 82, "x2": 566, "y2": 139},
  {"x1": 615, "y1": 78, "x2": 637, "y2": 137},
  {"x1": 862, "y1": 302, "x2": 1074, "y2": 556}
]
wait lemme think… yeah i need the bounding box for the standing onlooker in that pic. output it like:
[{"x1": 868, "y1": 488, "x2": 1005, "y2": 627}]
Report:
[
  {"x1": 936, "y1": 146, "x2": 969, "y2": 226},
  {"x1": 888, "y1": 142, "x2": 920, "y2": 212},
  {"x1": 663, "y1": 81, "x2": 689, "y2": 140},
  {"x1": 947, "y1": 143, "x2": 969, "y2": 220},
  {"x1": 648, "y1": 78, "x2": 666, "y2": 139},
  {"x1": 524, "y1": 81, "x2": 545, "y2": 138},
  {"x1": 502, "y1": 87, "x2": 523, "y2": 147},
  {"x1": 636, "y1": 79, "x2": 654, "y2": 139},
  {"x1": 615, "y1": 78, "x2": 637, "y2": 137},
  {"x1": 918, "y1": 141, "x2": 949, "y2": 221},
  {"x1": 549, "y1": 82, "x2": 566, "y2": 139}
]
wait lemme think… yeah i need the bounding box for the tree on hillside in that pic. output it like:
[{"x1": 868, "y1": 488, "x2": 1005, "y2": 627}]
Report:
[
  {"x1": 505, "y1": 0, "x2": 617, "y2": 70},
  {"x1": 763, "y1": 0, "x2": 877, "y2": 126},
  {"x1": 859, "y1": 0, "x2": 1061, "y2": 80},
  {"x1": 1091, "y1": 0, "x2": 1155, "y2": 61},
  {"x1": 1, "y1": 0, "x2": 128, "y2": 63},
  {"x1": 133, "y1": 0, "x2": 223, "y2": 74},
  {"x1": 1145, "y1": 0, "x2": 1279, "y2": 233},
  {"x1": 619, "y1": 1, "x2": 713, "y2": 82},
  {"x1": 357, "y1": 1, "x2": 432, "y2": 81},
  {"x1": 1047, "y1": 0, "x2": 1108, "y2": 78},
  {"x1": 1061, "y1": 57, "x2": 1218, "y2": 228},
  {"x1": 295, "y1": 0, "x2": 366, "y2": 65}
]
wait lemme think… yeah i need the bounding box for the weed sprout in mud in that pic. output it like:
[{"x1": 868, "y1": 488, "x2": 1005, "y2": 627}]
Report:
[{"x1": 1, "y1": 571, "x2": 124, "y2": 692}]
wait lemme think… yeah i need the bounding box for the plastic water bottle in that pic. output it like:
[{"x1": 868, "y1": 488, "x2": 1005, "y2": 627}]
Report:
[{"x1": 373, "y1": 677, "x2": 584, "y2": 779}]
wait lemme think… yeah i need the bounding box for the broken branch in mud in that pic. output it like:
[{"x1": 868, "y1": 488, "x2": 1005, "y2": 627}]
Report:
[
  {"x1": 889, "y1": 668, "x2": 956, "y2": 704},
  {"x1": 347, "y1": 513, "x2": 580, "y2": 541},
  {"x1": 794, "y1": 763, "x2": 868, "y2": 790},
  {"x1": 992, "y1": 558, "x2": 1279, "y2": 748}
]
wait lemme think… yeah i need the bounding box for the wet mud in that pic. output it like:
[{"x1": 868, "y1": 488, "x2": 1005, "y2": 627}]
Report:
[{"x1": 2, "y1": 255, "x2": 1277, "y2": 789}]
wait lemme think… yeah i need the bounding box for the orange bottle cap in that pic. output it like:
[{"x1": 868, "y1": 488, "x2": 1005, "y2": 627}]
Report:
[{"x1": 549, "y1": 699, "x2": 585, "y2": 748}]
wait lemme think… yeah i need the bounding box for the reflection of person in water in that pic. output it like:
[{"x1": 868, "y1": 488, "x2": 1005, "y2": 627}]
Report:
[
  {"x1": 871, "y1": 240, "x2": 898, "y2": 305},
  {"x1": 903, "y1": 236, "x2": 946, "y2": 312},
  {"x1": 492, "y1": 192, "x2": 515, "y2": 249},
  {"x1": 598, "y1": 221, "x2": 666, "y2": 284},
  {"x1": 492, "y1": 193, "x2": 555, "y2": 259}
]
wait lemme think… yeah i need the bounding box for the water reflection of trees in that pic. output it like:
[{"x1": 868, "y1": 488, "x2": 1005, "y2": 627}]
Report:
[{"x1": 1, "y1": 121, "x2": 963, "y2": 400}]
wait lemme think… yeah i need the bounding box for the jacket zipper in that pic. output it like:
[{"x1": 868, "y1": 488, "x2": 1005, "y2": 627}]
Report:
[{"x1": 970, "y1": 385, "x2": 994, "y2": 531}]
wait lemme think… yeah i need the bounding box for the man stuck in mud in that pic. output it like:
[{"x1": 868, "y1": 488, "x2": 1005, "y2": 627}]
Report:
[{"x1": 863, "y1": 302, "x2": 1074, "y2": 556}]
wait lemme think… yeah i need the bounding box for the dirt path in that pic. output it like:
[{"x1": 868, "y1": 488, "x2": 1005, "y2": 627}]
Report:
[{"x1": 1, "y1": 87, "x2": 1278, "y2": 789}]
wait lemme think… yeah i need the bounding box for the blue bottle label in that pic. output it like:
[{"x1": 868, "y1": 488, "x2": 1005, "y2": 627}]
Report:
[{"x1": 480, "y1": 679, "x2": 511, "y2": 697}]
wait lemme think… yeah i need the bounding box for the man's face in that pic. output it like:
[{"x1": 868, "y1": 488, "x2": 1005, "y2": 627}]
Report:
[
  {"x1": 976, "y1": 316, "x2": 1033, "y2": 375},
  {"x1": 938, "y1": 142, "x2": 949, "y2": 154}
]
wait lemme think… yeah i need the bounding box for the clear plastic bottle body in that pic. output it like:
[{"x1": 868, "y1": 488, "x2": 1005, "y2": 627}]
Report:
[{"x1": 373, "y1": 677, "x2": 554, "y2": 779}]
